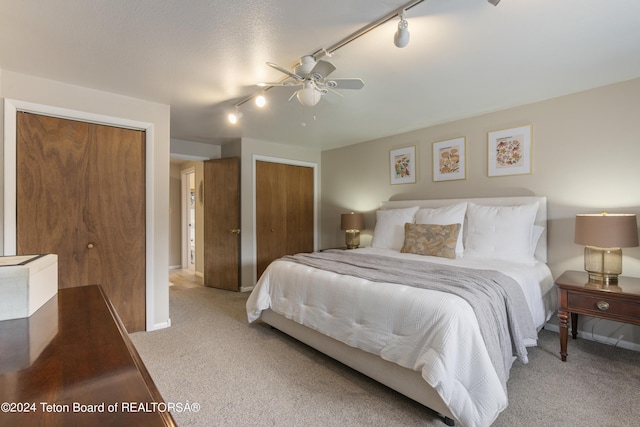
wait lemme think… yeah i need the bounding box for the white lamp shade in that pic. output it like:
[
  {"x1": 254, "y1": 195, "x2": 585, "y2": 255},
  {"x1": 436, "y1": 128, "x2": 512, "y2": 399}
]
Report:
[{"x1": 296, "y1": 86, "x2": 322, "y2": 107}]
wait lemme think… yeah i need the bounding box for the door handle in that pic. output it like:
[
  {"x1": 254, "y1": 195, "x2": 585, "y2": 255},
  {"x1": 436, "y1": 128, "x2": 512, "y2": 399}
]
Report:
[
  {"x1": 230, "y1": 229, "x2": 241, "y2": 234},
  {"x1": 87, "y1": 243, "x2": 95, "y2": 249}
]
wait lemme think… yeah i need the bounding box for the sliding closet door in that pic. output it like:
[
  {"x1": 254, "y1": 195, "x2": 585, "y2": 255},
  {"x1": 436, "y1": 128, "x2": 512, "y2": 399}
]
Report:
[
  {"x1": 285, "y1": 164, "x2": 314, "y2": 255},
  {"x1": 256, "y1": 161, "x2": 287, "y2": 278},
  {"x1": 16, "y1": 112, "x2": 147, "y2": 332},
  {"x1": 256, "y1": 161, "x2": 314, "y2": 279}
]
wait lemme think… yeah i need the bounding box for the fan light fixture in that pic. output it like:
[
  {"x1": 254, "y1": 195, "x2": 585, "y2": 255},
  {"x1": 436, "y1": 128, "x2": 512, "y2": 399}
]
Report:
[
  {"x1": 296, "y1": 82, "x2": 322, "y2": 107},
  {"x1": 229, "y1": 0, "x2": 428, "y2": 125},
  {"x1": 394, "y1": 11, "x2": 410, "y2": 48}
]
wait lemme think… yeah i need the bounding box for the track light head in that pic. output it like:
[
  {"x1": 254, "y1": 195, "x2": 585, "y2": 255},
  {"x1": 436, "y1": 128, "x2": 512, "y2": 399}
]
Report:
[
  {"x1": 394, "y1": 12, "x2": 410, "y2": 48},
  {"x1": 227, "y1": 107, "x2": 242, "y2": 124},
  {"x1": 488, "y1": 0, "x2": 500, "y2": 6},
  {"x1": 255, "y1": 94, "x2": 266, "y2": 108}
]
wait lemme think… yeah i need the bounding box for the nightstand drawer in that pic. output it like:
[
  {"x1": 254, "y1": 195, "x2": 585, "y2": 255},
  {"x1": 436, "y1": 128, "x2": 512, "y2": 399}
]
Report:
[{"x1": 567, "y1": 292, "x2": 640, "y2": 322}]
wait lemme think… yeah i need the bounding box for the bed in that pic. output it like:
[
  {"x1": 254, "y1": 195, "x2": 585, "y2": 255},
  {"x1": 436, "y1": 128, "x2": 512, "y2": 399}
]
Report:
[{"x1": 246, "y1": 196, "x2": 556, "y2": 427}]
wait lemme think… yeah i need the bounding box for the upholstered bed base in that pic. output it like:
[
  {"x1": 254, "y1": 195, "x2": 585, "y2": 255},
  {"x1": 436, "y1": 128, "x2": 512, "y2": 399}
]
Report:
[{"x1": 261, "y1": 309, "x2": 457, "y2": 426}]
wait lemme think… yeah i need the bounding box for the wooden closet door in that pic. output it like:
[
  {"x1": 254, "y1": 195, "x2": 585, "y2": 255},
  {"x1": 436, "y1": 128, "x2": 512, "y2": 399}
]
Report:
[
  {"x1": 286, "y1": 165, "x2": 314, "y2": 255},
  {"x1": 16, "y1": 112, "x2": 146, "y2": 332},
  {"x1": 87, "y1": 123, "x2": 146, "y2": 331},
  {"x1": 256, "y1": 161, "x2": 314, "y2": 279},
  {"x1": 17, "y1": 113, "x2": 92, "y2": 287},
  {"x1": 256, "y1": 161, "x2": 287, "y2": 278}
]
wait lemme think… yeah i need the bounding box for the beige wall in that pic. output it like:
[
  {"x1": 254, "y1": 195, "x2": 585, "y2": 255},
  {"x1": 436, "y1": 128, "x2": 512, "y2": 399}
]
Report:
[
  {"x1": 321, "y1": 78, "x2": 640, "y2": 348},
  {"x1": 1, "y1": 70, "x2": 172, "y2": 331}
]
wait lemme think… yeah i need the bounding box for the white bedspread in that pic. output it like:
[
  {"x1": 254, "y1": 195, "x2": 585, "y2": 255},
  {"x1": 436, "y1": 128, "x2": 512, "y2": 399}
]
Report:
[{"x1": 246, "y1": 248, "x2": 555, "y2": 427}]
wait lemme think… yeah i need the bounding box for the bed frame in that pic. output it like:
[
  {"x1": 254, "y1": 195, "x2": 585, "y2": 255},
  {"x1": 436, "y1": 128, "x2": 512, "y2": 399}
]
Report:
[{"x1": 260, "y1": 196, "x2": 548, "y2": 426}]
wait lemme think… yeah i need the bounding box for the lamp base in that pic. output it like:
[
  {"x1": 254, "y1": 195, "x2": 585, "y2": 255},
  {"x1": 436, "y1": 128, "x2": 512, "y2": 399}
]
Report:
[
  {"x1": 584, "y1": 246, "x2": 622, "y2": 285},
  {"x1": 587, "y1": 272, "x2": 619, "y2": 286},
  {"x1": 345, "y1": 230, "x2": 360, "y2": 249}
]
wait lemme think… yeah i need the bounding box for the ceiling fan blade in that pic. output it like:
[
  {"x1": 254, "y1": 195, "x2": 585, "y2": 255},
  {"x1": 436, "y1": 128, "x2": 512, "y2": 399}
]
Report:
[
  {"x1": 257, "y1": 81, "x2": 300, "y2": 87},
  {"x1": 266, "y1": 62, "x2": 303, "y2": 81},
  {"x1": 324, "y1": 78, "x2": 365, "y2": 90},
  {"x1": 309, "y1": 60, "x2": 336, "y2": 80},
  {"x1": 326, "y1": 87, "x2": 343, "y2": 97}
]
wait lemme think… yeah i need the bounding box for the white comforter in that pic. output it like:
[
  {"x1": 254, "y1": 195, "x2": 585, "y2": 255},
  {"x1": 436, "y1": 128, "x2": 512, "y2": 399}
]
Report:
[{"x1": 246, "y1": 248, "x2": 555, "y2": 427}]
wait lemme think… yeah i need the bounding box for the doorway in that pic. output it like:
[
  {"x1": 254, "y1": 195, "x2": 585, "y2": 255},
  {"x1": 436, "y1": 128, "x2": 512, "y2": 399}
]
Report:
[{"x1": 181, "y1": 167, "x2": 196, "y2": 270}]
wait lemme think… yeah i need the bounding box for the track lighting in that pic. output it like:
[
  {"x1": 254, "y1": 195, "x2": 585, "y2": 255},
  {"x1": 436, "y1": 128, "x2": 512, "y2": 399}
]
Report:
[
  {"x1": 227, "y1": 106, "x2": 242, "y2": 124},
  {"x1": 394, "y1": 11, "x2": 410, "y2": 48},
  {"x1": 227, "y1": 0, "x2": 426, "y2": 125}
]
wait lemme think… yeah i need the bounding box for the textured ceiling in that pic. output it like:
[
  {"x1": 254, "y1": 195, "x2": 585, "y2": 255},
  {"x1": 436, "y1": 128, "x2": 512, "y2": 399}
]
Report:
[{"x1": 1, "y1": 0, "x2": 639, "y2": 151}]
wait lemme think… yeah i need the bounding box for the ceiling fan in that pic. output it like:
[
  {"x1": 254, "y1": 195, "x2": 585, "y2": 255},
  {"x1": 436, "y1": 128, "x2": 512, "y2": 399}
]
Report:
[{"x1": 258, "y1": 55, "x2": 365, "y2": 107}]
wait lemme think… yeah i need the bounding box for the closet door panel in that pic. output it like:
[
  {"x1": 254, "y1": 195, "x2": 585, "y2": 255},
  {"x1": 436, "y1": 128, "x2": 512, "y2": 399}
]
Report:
[
  {"x1": 87, "y1": 124, "x2": 146, "y2": 331},
  {"x1": 17, "y1": 112, "x2": 91, "y2": 288},
  {"x1": 285, "y1": 165, "x2": 314, "y2": 255},
  {"x1": 256, "y1": 161, "x2": 287, "y2": 278}
]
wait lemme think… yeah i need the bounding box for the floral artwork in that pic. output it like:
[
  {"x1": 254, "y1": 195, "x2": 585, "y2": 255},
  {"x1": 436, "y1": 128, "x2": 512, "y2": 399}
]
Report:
[
  {"x1": 433, "y1": 137, "x2": 465, "y2": 181},
  {"x1": 488, "y1": 125, "x2": 532, "y2": 177},
  {"x1": 390, "y1": 146, "x2": 416, "y2": 184},
  {"x1": 439, "y1": 147, "x2": 459, "y2": 173},
  {"x1": 495, "y1": 135, "x2": 524, "y2": 168},
  {"x1": 395, "y1": 154, "x2": 411, "y2": 178}
]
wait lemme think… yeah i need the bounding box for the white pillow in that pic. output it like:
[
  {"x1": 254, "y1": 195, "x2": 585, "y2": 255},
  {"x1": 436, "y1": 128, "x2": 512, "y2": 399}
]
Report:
[
  {"x1": 464, "y1": 202, "x2": 539, "y2": 264},
  {"x1": 371, "y1": 206, "x2": 419, "y2": 251},
  {"x1": 414, "y1": 202, "x2": 467, "y2": 256},
  {"x1": 531, "y1": 225, "x2": 545, "y2": 258}
]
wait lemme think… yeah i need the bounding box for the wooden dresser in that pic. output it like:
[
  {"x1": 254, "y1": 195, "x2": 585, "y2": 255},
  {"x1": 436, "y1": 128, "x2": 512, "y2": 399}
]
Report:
[{"x1": 0, "y1": 285, "x2": 175, "y2": 426}]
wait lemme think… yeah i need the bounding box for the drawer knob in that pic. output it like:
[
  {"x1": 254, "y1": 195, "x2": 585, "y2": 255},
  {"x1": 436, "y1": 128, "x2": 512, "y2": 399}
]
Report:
[{"x1": 596, "y1": 301, "x2": 610, "y2": 311}]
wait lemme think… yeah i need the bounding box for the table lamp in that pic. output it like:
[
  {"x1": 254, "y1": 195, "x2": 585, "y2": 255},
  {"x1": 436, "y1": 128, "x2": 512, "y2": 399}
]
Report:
[
  {"x1": 574, "y1": 212, "x2": 638, "y2": 285},
  {"x1": 341, "y1": 212, "x2": 365, "y2": 249}
]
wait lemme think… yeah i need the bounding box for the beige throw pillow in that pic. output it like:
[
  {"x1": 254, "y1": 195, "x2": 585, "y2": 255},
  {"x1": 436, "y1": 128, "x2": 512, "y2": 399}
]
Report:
[{"x1": 400, "y1": 223, "x2": 461, "y2": 259}]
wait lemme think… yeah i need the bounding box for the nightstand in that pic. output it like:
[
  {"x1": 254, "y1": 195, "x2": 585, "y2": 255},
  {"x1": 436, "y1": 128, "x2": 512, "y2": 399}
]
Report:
[{"x1": 555, "y1": 270, "x2": 640, "y2": 361}]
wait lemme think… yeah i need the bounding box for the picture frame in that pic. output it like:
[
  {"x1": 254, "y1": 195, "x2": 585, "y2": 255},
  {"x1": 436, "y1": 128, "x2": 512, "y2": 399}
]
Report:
[
  {"x1": 433, "y1": 137, "x2": 466, "y2": 182},
  {"x1": 390, "y1": 146, "x2": 416, "y2": 184},
  {"x1": 487, "y1": 124, "x2": 532, "y2": 177}
]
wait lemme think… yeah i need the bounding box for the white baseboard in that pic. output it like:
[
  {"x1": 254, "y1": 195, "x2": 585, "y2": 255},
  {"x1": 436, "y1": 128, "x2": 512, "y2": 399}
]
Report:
[
  {"x1": 149, "y1": 318, "x2": 171, "y2": 331},
  {"x1": 544, "y1": 322, "x2": 640, "y2": 352},
  {"x1": 240, "y1": 285, "x2": 254, "y2": 292},
  {"x1": 169, "y1": 264, "x2": 182, "y2": 270}
]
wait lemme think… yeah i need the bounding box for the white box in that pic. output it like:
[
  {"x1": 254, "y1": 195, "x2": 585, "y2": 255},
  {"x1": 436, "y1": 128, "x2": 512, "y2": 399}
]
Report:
[
  {"x1": 0, "y1": 293, "x2": 58, "y2": 373},
  {"x1": 0, "y1": 254, "x2": 58, "y2": 321}
]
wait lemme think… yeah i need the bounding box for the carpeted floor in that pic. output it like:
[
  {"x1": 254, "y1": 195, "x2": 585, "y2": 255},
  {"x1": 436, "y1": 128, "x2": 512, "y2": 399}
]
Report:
[{"x1": 130, "y1": 272, "x2": 640, "y2": 426}]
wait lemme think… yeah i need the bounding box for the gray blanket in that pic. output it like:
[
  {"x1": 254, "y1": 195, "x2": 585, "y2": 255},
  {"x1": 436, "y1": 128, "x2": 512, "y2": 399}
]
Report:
[{"x1": 282, "y1": 250, "x2": 537, "y2": 390}]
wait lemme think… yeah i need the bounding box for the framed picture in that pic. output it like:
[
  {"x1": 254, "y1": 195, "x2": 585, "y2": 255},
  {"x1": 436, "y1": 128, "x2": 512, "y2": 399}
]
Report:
[
  {"x1": 433, "y1": 137, "x2": 466, "y2": 182},
  {"x1": 488, "y1": 124, "x2": 532, "y2": 177},
  {"x1": 390, "y1": 146, "x2": 416, "y2": 184}
]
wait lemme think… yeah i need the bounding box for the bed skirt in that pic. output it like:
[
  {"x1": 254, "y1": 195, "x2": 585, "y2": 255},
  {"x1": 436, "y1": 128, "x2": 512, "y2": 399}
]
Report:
[{"x1": 260, "y1": 308, "x2": 457, "y2": 426}]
